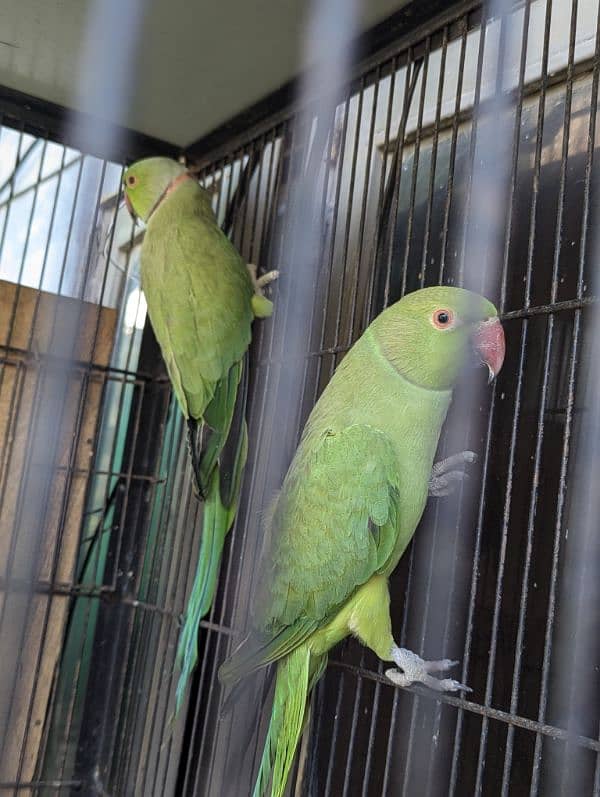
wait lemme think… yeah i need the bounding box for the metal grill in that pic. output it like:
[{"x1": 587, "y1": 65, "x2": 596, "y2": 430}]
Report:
[
  {"x1": 0, "y1": 0, "x2": 599, "y2": 794},
  {"x1": 182, "y1": 1, "x2": 600, "y2": 795},
  {"x1": 0, "y1": 111, "x2": 185, "y2": 795}
]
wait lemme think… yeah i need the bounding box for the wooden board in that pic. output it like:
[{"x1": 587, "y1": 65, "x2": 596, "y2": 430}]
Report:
[{"x1": 0, "y1": 280, "x2": 117, "y2": 791}]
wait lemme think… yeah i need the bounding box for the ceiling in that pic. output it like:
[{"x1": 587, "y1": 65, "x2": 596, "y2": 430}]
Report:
[{"x1": 0, "y1": 0, "x2": 409, "y2": 148}]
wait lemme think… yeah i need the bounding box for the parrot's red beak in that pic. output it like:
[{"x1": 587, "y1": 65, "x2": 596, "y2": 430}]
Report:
[{"x1": 472, "y1": 317, "x2": 505, "y2": 383}]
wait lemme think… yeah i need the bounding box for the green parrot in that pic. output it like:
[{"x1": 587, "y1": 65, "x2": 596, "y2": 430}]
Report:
[
  {"x1": 122, "y1": 156, "x2": 277, "y2": 714},
  {"x1": 219, "y1": 286, "x2": 505, "y2": 797}
]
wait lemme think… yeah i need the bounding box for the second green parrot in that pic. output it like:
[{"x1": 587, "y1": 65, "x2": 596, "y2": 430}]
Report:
[
  {"x1": 123, "y1": 157, "x2": 277, "y2": 713},
  {"x1": 220, "y1": 286, "x2": 505, "y2": 797}
]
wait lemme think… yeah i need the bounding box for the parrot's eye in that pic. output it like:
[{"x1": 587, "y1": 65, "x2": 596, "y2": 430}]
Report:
[
  {"x1": 126, "y1": 174, "x2": 137, "y2": 187},
  {"x1": 432, "y1": 309, "x2": 454, "y2": 329}
]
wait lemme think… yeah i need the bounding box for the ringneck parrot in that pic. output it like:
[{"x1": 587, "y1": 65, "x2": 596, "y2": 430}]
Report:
[
  {"x1": 122, "y1": 156, "x2": 277, "y2": 714},
  {"x1": 219, "y1": 286, "x2": 505, "y2": 797}
]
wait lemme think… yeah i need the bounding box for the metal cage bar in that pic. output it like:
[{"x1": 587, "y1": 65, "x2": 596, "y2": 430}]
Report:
[
  {"x1": 0, "y1": 0, "x2": 598, "y2": 795},
  {"x1": 180, "y1": 1, "x2": 600, "y2": 795}
]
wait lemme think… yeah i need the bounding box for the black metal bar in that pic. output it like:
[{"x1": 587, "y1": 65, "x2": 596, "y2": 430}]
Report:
[
  {"x1": 217, "y1": 128, "x2": 289, "y2": 797},
  {"x1": 346, "y1": 66, "x2": 380, "y2": 342},
  {"x1": 501, "y1": 1, "x2": 580, "y2": 792},
  {"x1": 443, "y1": 2, "x2": 531, "y2": 792},
  {"x1": 380, "y1": 56, "x2": 420, "y2": 310},
  {"x1": 361, "y1": 54, "x2": 397, "y2": 325},
  {"x1": 0, "y1": 780, "x2": 83, "y2": 790},
  {"x1": 347, "y1": 69, "x2": 387, "y2": 797},
  {"x1": 198, "y1": 139, "x2": 260, "y2": 795},
  {"x1": 400, "y1": 39, "x2": 431, "y2": 297},
  {"x1": 0, "y1": 84, "x2": 179, "y2": 163},
  {"x1": 2, "y1": 0, "x2": 599, "y2": 794},
  {"x1": 529, "y1": 3, "x2": 600, "y2": 791},
  {"x1": 72, "y1": 324, "x2": 170, "y2": 795},
  {"x1": 0, "y1": 149, "x2": 96, "y2": 765},
  {"x1": 182, "y1": 148, "x2": 248, "y2": 797},
  {"x1": 184, "y1": 0, "x2": 483, "y2": 167},
  {"x1": 472, "y1": 0, "x2": 553, "y2": 790},
  {"x1": 421, "y1": 26, "x2": 448, "y2": 284},
  {"x1": 179, "y1": 157, "x2": 240, "y2": 795},
  {"x1": 328, "y1": 660, "x2": 600, "y2": 753},
  {"x1": 132, "y1": 415, "x2": 189, "y2": 795}
]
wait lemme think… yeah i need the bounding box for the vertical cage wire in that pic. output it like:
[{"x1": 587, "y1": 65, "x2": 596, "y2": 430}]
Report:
[
  {"x1": 0, "y1": 0, "x2": 599, "y2": 795},
  {"x1": 0, "y1": 113, "x2": 183, "y2": 795},
  {"x1": 179, "y1": 1, "x2": 600, "y2": 795}
]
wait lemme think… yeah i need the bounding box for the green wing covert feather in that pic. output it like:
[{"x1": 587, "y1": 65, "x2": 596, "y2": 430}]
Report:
[
  {"x1": 219, "y1": 618, "x2": 319, "y2": 688},
  {"x1": 258, "y1": 424, "x2": 401, "y2": 631},
  {"x1": 199, "y1": 359, "x2": 243, "y2": 490},
  {"x1": 141, "y1": 207, "x2": 254, "y2": 420}
]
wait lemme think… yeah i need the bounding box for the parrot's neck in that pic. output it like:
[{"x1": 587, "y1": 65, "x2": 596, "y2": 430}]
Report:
[
  {"x1": 364, "y1": 328, "x2": 452, "y2": 455},
  {"x1": 147, "y1": 172, "x2": 194, "y2": 221},
  {"x1": 365, "y1": 330, "x2": 454, "y2": 570},
  {"x1": 164, "y1": 171, "x2": 193, "y2": 200},
  {"x1": 351, "y1": 330, "x2": 452, "y2": 547},
  {"x1": 146, "y1": 174, "x2": 216, "y2": 229},
  {"x1": 308, "y1": 329, "x2": 453, "y2": 469}
]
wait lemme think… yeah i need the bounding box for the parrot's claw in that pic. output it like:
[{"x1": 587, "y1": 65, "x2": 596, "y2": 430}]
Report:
[
  {"x1": 247, "y1": 264, "x2": 279, "y2": 294},
  {"x1": 248, "y1": 265, "x2": 279, "y2": 319},
  {"x1": 420, "y1": 656, "x2": 460, "y2": 672},
  {"x1": 256, "y1": 269, "x2": 279, "y2": 289},
  {"x1": 429, "y1": 450, "x2": 477, "y2": 497},
  {"x1": 386, "y1": 646, "x2": 472, "y2": 693},
  {"x1": 431, "y1": 450, "x2": 477, "y2": 475},
  {"x1": 429, "y1": 470, "x2": 469, "y2": 496}
]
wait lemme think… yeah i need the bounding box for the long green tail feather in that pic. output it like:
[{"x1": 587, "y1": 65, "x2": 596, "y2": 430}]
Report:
[
  {"x1": 175, "y1": 470, "x2": 227, "y2": 713},
  {"x1": 174, "y1": 397, "x2": 248, "y2": 715},
  {"x1": 253, "y1": 648, "x2": 327, "y2": 797}
]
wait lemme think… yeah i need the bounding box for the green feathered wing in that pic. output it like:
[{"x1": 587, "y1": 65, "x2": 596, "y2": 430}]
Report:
[
  {"x1": 140, "y1": 181, "x2": 261, "y2": 715},
  {"x1": 220, "y1": 424, "x2": 402, "y2": 797}
]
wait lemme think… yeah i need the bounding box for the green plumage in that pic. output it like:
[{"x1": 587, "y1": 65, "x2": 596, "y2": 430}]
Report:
[
  {"x1": 220, "y1": 287, "x2": 502, "y2": 797},
  {"x1": 123, "y1": 157, "x2": 273, "y2": 716},
  {"x1": 139, "y1": 177, "x2": 254, "y2": 419}
]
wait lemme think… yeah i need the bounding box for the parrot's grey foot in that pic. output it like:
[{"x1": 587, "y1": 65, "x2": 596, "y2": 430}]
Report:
[
  {"x1": 429, "y1": 451, "x2": 477, "y2": 497},
  {"x1": 247, "y1": 263, "x2": 279, "y2": 293},
  {"x1": 246, "y1": 263, "x2": 279, "y2": 296},
  {"x1": 248, "y1": 264, "x2": 278, "y2": 319},
  {"x1": 385, "y1": 646, "x2": 472, "y2": 693},
  {"x1": 256, "y1": 269, "x2": 279, "y2": 289},
  {"x1": 429, "y1": 470, "x2": 469, "y2": 497}
]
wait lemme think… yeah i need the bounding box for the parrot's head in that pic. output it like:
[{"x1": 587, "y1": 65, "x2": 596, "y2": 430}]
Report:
[
  {"x1": 122, "y1": 157, "x2": 189, "y2": 222},
  {"x1": 374, "y1": 286, "x2": 505, "y2": 391}
]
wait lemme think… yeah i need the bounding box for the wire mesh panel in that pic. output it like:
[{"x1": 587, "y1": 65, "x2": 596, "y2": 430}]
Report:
[
  {"x1": 0, "y1": 118, "x2": 185, "y2": 795},
  {"x1": 0, "y1": 0, "x2": 599, "y2": 795},
  {"x1": 179, "y1": 1, "x2": 600, "y2": 795}
]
